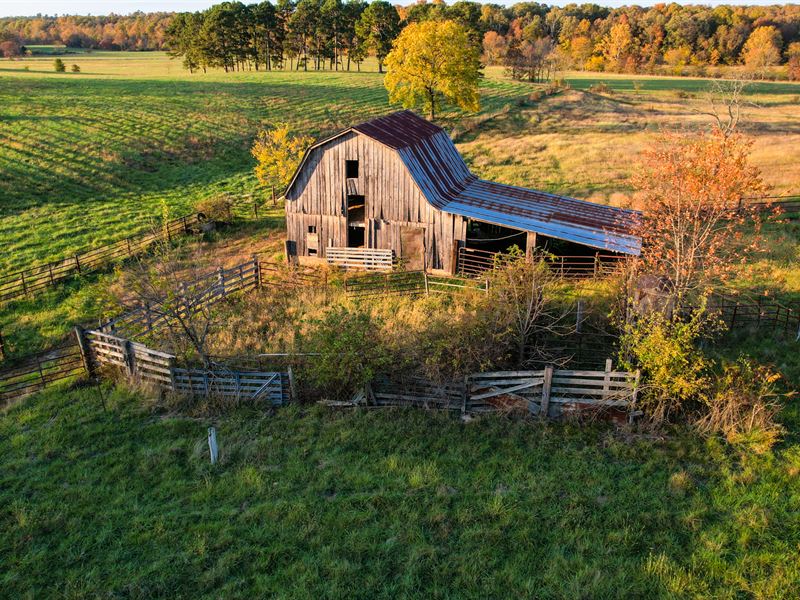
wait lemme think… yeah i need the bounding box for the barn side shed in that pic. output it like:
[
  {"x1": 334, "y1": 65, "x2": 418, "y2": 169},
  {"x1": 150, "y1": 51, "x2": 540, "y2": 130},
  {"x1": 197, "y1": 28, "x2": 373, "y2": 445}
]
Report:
[{"x1": 283, "y1": 111, "x2": 641, "y2": 274}]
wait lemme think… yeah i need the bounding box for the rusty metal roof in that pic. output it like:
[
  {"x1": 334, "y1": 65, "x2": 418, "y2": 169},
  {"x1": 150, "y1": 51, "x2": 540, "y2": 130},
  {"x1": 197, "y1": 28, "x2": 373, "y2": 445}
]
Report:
[{"x1": 285, "y1": 110, "x2": 642, "y2": 255}]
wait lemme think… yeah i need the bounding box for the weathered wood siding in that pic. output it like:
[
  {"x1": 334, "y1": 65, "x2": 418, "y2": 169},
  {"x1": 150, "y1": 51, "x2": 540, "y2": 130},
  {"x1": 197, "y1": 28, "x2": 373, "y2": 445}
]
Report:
[{"x1": 285, "y1": 132, "x2": 466, "y2": 272}]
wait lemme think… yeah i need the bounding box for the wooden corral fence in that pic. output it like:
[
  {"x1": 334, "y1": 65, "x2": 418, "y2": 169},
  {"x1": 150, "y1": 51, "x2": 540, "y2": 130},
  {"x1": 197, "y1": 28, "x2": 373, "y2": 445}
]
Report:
[
  {"x1": 356, "y1": 361, "x2": 639, "y2": 419},
  {"x1": 0, "y1": 214, "x2": 202, "y2": 305},
  {"x1": 325, "y1": 247, "x2": 394, "y2": 271},
  {"x1": 0, "y1": 343, "x2": 86, "y2": 404},
  {"x1": 457, "y1": 247, "x2": 627, "y2": 279},
  {"x1": 81, "y1": 329, "x2": 288, "y2": 405},
  {"x1": 344, "y1": 270, "x2": 488, "y2": 298}
]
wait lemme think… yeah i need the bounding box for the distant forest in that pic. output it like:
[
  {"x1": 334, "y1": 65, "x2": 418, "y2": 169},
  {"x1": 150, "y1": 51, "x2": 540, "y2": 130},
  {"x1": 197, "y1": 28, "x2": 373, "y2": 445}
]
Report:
[{"x1": 1, "y1": 2, "x2": 799, "y2": 79}]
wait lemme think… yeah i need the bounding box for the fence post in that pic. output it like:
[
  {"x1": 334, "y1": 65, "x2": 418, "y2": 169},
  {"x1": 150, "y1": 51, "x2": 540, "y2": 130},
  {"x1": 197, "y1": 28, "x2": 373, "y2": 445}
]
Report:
[
  {"x1": 593, "y1": 252, "x2": 599, "y2": 278},
  {"x1": 75, "y1": 254, "x2": 81, "y2": 274},
  {"x1": 540, "y1": 365, "x2": 553, "y2": 418},
  {"x1": 253, "y1": 254, "x2": 261, "y2": 289},
  {"x1": 123, "y1": 339, "x2": 135, "y2": 380},
  {"x1": 48, "y1": 263, "x2": 55, "y2": 285},
  {"x1": 461, "y1": 374, "x2": 469, "y2": 416},
  {"x1": 0, "y1": 330, "x2": 5, "y2": 361},
  {"x1": 182, "y1": 215, "x2": 189, "y2": 234},
  {"x1": 423, "y1": 270, "x2": 429, "y2": 296},
  {"x1": 168, "y1": 357, "x2": 177, "y2": 391},
  {"x1": 74, "y1": 326, "x2": 94, "y2": 379},
  {"x1": 271, "y1": 185, "x2": 276, "y2": 206},
  {"x1": 603, "y1": 358, "x2": 612, "y2": 397},
  {"x1": 20, "y1": 270, "x2": 28, "y2": 297},
  {"x1": 576, "y1": 299, "x2": 584, "y2": 334},
  {"x1": 217, "y1": 267, "x2": 225, "y2": 296}
]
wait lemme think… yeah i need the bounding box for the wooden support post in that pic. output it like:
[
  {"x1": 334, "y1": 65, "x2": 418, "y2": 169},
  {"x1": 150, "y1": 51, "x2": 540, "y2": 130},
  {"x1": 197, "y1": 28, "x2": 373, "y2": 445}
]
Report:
[
  {"x1": 271, "y1": 185, "x2": 276, "y2": 206},
  {"x1": 525, "y1": 231, "x2": 537, "y2": 262},
  {"x1": 253, "y1": 254, "x2": 261, "y2": 289},
  {"x1": 423, "y1": 270, "x2": 429, "y2": 296},
  {"x1": 217, "y1": 267, "x2": 225, "y2": 296},
  {"x1": 451, "y1": 240, "x2": 460, "y2": 276},
  {"x1": 253, "y1": 199, "x2": 259, "y2": 219},
  {"x1": 603, "y1": 358, "x2": 612, "y2": 397},
  {"x1": 123, "y1": 339, "x2": 135, "y2": 380},
  {"x1": 74, "y1": 326, "x2": 94, "y2": 379},
  {"x1": 48, "y1": 263, "x2": 55, "y2": 285},
  {"x1": 182, "y1": 215, "x2": 189, "y2": 234},
  {"x1": 576, "y1": 299, "x2": 584, "y2": 334},
  {"x1": 593, "y1": 252, "x2": 599, "y2": 277},
  {"x1": 20, "y1": 270, "x2": 27, "y2": 296},
  {"x1": 540, "y1": 365, "x2": 553, "y2": 418},
  {"x1": 0, "y1": 330, "x2": 5, "y2": 362},
  {"x1": 168, "y1": 357, "x2": 177, "y2": 392},
  {"x1": 75, "y1": 254, "x2": 81, "y2": 274},
  {"x1": 461, "y1": 375, "x2": 469, "y2": 417},
  {"x1": 284, "y1": 240, "x2": 292, "y2": 265}
]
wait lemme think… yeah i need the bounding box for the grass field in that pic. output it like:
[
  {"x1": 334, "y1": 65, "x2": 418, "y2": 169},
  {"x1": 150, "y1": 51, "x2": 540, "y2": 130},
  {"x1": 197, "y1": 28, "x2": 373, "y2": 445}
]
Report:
[
  {"x1": 0, "y1": 52, "x2": 531, "y2": 278},
  {"x1": 1, "y1": 384, "x2": 799, "y2": 598},
  {"x1": 2, "y1": 51, "x2": 800, "y2": 598}
]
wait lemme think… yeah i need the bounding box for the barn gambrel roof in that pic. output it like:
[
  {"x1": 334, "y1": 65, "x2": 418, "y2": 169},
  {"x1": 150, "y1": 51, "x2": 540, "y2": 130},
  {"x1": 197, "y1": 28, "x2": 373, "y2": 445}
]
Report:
[{"x1": 284, "y1": 110, "x2": 642, "y2": 255}]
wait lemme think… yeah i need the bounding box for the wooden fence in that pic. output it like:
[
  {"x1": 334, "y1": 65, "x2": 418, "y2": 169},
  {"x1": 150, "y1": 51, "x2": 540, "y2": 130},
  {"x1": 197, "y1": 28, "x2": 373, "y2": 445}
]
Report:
[
  {"x1": 457, "y1": 247, "x2": 627, "y2": 279},
  {"x1": 326, "y1": 247, "x2": 394, "y2": 271},
  {"x1": 82, "y1": 329, "x2": 287, "y2": 405},
  {"x1": 359, "y1": 361, "x2": 639, "y2": 418},
  {"x1": 0, "y1": 214, "x2": 201, "y2": 305},
  {"x1": 0, "y1": 343, "x2": 86, "y2": 404},
  {"x1": 344, "y1": 270, "x2": 488, "y2": 298}
]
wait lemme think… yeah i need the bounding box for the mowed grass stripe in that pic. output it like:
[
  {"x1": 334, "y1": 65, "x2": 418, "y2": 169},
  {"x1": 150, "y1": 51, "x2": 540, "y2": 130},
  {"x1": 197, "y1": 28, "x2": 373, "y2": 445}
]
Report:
[{"x1": 0, "y1": 56, "x2": 532, "y2": 277}]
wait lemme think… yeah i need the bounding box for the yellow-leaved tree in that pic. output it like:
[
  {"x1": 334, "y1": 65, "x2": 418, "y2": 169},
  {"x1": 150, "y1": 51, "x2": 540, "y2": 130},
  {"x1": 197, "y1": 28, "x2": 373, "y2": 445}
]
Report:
[
  {"x1": 251, "y1": 124, "x2": 313, "y2": 192},
  {"x1": 384, "y1": 20, "x2": 481, "y2": 121}
]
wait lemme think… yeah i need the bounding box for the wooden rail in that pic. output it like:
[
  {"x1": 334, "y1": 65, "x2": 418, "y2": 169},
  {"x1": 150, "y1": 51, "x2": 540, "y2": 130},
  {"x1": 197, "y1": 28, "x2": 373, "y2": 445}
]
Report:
[
  {"x1": 326, "y1": 247, "x2": 394, "y2": 271},
  {"x1": 83, "y1": 329, "x2": 287, "y2": 404},
  {"x1": 355, "y1": 362, "x2": 639, "y2": 418},
  {"x1": 0, "y1": 214, "x2": 200, "y2": 305}
]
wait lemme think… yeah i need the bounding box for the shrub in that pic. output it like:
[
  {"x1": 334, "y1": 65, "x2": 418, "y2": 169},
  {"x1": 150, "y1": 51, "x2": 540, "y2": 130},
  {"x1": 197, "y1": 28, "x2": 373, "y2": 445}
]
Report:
[
  {"x1": 194, "y1": 195, "x2": 233, "y2": 223},
  {"x1": 696, "y1": 357, "x2": 785, "y2": 451},
  {"x1": 588, "y1": 82, "x2": 613, "y2": 95},
  {"x1": 302, "y1": 306, "x2": 392, "y2": 400},
  {"x1": 71, "y1": 64, "x2": 80, "y2": 73},
  {"x1": 618, "y1": 308, "x2": 713, "y2": 426},
  {"x1": 53, "y1": 58, "x2": 65, "y2": 72}
]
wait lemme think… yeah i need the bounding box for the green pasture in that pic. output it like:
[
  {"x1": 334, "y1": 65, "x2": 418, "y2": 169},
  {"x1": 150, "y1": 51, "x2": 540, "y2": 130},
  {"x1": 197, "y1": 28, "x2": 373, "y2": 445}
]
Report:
[{"x1": 1, "y1": 385, "x2": 799, "y2": 598}]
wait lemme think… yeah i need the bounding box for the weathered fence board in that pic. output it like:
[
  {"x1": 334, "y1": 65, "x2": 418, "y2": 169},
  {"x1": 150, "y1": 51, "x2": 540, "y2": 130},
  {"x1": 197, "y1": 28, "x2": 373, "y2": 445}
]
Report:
[
  {"x1": 457, "y1": 247, "x2": 627, "y2": 279},
  {"x1": 356, "y1": 364, "x2": 640, "y2": 418},
  {"x1": 326, "y1": 247, "x2": 394, "y2": 271}
]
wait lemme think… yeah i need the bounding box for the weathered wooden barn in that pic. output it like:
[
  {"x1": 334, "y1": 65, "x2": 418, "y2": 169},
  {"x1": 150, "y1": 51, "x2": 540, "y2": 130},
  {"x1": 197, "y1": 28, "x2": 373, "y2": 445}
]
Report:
[{"x1": 283, "y1": 110, "x2": 641, "y2": 274}]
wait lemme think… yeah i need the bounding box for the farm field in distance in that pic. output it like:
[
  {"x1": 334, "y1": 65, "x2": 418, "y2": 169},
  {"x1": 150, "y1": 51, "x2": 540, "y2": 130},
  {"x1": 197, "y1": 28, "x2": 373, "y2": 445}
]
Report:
[{"x1": 2, "y1": 51, "x2": 800, "y2": 277}]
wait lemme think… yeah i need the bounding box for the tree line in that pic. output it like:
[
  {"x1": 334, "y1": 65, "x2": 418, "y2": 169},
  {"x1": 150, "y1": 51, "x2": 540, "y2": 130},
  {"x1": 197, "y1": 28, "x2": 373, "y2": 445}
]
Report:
[{"x1": 2, "y1": 3, "x2": 800, "y2": 79}]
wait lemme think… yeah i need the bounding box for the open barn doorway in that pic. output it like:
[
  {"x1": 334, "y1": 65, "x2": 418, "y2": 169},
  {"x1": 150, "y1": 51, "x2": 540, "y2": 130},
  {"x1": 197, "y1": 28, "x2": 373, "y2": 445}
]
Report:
[{"x1": 347, "y1": 194, "x2": 366, "y2": 248}]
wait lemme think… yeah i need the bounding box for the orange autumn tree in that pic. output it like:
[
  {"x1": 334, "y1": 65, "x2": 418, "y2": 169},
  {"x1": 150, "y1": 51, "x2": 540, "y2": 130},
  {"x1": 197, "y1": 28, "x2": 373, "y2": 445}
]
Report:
[{"x1": 631, "y1": 128, "x2": 768, "y2": 308}]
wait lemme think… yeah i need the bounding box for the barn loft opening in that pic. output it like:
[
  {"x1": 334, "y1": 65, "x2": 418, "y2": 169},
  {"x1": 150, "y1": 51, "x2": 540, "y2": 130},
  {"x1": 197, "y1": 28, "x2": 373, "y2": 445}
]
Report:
[
  {"x1": 345, "y1": 160, "x2": 359, "y2": 179},
  {"x1": 465, "y1": 220, "x2": 527, "y2": 254}
]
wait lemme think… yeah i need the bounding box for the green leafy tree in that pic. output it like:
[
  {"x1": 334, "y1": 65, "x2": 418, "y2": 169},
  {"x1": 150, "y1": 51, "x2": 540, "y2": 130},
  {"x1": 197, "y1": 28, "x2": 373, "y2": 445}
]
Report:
[
  {"x1": 356, "y1": 0, "x2": 400, "y2": 73},
  {"x1": 384, "y1": 19, "x2": 481, "y2": 120},
  {"x1": 53, "y1": 58, "x2": 65, "y2": 72}
]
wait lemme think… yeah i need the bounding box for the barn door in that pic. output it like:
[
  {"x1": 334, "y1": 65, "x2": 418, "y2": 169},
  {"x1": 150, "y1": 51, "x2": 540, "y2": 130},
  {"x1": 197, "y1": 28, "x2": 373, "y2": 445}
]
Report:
[{"x1": 400, "y1": 227, "x2": 425, "y2": 271}]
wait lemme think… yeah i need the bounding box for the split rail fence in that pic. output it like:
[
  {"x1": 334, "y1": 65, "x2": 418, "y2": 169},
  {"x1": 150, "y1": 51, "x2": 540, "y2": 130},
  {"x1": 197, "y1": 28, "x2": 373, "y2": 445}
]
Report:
[
  {"x1": 359, "y1": 360, "x2": 639, "y2": 418},
  {"x1": 0, "y1": 214, "x2": 202, "y2": 305}
]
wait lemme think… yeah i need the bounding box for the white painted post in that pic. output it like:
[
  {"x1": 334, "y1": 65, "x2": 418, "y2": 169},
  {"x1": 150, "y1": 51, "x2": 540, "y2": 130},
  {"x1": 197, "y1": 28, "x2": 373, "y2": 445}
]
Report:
[{"x1": 208, "y1": 427, "x2": 218, "y2": 464}]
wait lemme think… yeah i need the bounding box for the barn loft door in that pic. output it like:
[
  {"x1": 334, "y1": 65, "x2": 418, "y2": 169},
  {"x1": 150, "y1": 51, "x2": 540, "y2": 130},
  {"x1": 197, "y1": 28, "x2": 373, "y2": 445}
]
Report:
[{"x1": 400, "y1": 227, "x2": 425, "y2": 271}]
